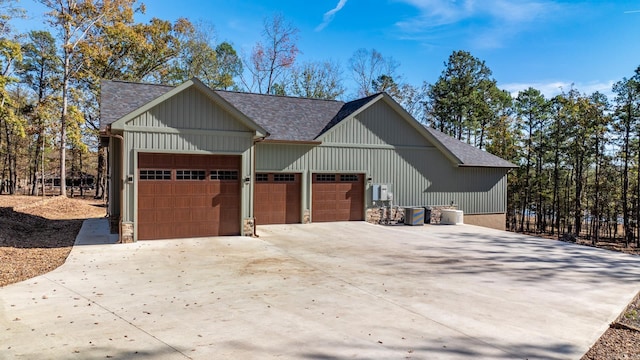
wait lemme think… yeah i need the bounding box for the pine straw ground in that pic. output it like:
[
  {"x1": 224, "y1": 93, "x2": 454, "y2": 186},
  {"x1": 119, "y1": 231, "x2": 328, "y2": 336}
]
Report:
[
  {"x1": 0, "y1": 195, "x2": 638, "y2": 358},
  {"x1": 0, "y1": 195, "x2": 105, "y2": 287}
]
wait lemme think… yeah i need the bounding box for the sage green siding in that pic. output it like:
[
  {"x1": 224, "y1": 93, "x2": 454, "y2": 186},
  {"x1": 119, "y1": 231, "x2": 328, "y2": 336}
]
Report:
[
  {"x1": 320, "y1": 101, "x2": 430, "y2": 147},
  {"x1": 117, "y1": 86, "x2": 255, "y2": 240},
  {"x1": 256, "y1": 100, "x2": 508, "y2": 215},
  {"x1": 126, "y1": 87, "x2": 249, "y2": 131}
]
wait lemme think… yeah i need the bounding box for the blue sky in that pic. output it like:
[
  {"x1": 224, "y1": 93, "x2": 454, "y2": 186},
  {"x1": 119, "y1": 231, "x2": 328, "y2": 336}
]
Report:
[{"x1": 14, "y1": 0, "x2": 640, "y2": 100}]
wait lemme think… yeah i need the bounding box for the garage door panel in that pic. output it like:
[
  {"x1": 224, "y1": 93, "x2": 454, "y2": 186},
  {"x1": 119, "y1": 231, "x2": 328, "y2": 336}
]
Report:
[
  {"x1": 254, "y1": 173, "x2": 301, "y2": 225},
  {"x1": 191, "y1": 196, "x2": 209, "y2": 208},
  {"x1": 191, "y1": 209, "x2": 210, "y2": 222},
  {"x1": 173, "y1": 182, "x2": 201, "y2": 196},
  {"x1": 138, "y1": 210, "x2": 157, "y2": 224},
  {"x1": 155, "y1": 182, "x2": 173, "y2": 193},
  {"x1": 139, "y1": 153, "x2": 174, "y2": 168},
  {"x1": 155, "y1": 210, "x2": 175, "y2": 223},
  {"x1": 220, "y1": 182, "x2": 239, "y2": 193},
  {"x1": 221, "y1": 211, "x2": 239, "y2": 223},
  {"x1": 208, "y1": 182, "x2": 221, "y2": 192},
  {"x1": 255, "y1": 193, "x2": 269, "y2": 203},
  {"x1": 137, "y1": 226, "x2": 155, "y2": 240},
  {"x1": 151, "y1": 196, "x2": 173, "y2": 209},
  {"x1": 312, "y1": 174, "x2": 364, "y2": 222},
  {"x1": 172, "y1": 209, "x2": 192, "y2": 222},
  {"x1": 212, "y1": 195, "x2": 223, "y2": 207},
  {"x1": 174, "y1": 197, "x2": 191, "y2": 208},
  {"x1": 138, "y1": 185, "x2": 156, "y2": 196},
  {"x1": 137, "y1": 153, "x2": 241, "y2": 240},
  {"x1": 138, "y1": 197, "x2": 154, "y2": 210},
  {"x1": 173, "y1": 154, "x2": 199, "y2": 168}
]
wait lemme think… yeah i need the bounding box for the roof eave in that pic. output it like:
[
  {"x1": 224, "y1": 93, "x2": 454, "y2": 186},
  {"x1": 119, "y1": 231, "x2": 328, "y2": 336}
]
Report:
[
  {"x1": 261, "y1": 139, "x2": 322, "y2": 145},
  {"x1": 457, "y1": 163, "x2": 518, "y2": 169}
]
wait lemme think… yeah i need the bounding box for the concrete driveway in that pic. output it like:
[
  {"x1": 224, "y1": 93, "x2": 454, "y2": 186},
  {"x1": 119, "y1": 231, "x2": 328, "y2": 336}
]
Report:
[{"x1": 1, "y1": 220, "x2": 639, "y2": 359}]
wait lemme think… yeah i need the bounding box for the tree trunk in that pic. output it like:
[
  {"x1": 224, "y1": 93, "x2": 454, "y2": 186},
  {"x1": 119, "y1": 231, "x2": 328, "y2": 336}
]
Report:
[
  {"x1": 636, "y1": 127, "x2": 640, "y2": 248},
  {"x1": 95, "y1": 145, "x2": 107, "y2": 200},
  {"x1": 519, "y1": 124, "x2": 533, "y2": 233},
  {"x1": 551, "y1": 119, "x2": 561, "y2": 237},
  {"x1": 565, "y1": 170, "x2": 573, "y2": 235},
  {"x1": 574, "y1": 156, "x2": 584, "y2": 235},
  {"x1": 60, "y1": 56, "x2": 68, "y2": 197},
  {"x1": 30, "y1": 134, "x2": 42, "y2": 195},
  {"x1": 535, "y1": 150, "x2": 544, "y2": 233},
  {"x1": 622, "y1": 106, "x2": 631, "y2": 247},
  {"x1": 593, "y1": 136, "x2": 600, "y2": 245},
  {"x1": 79, "y1": 150, "x2": 84, "y2": 197},
  {"x1": 2, "y1": 118, "x2": 14, "y2": 194}
]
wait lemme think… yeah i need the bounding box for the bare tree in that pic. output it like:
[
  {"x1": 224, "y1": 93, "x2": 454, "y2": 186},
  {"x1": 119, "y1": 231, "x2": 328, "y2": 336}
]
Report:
[
  {"x1": 288, "y1": 60, "x2": 344, "y2": 100},
  {"x1": 348, "y1": 48, "x2": 398, "y2": 97},
  {"x1": 242, "y1": 14, "x2": 299, "y2": 94}
]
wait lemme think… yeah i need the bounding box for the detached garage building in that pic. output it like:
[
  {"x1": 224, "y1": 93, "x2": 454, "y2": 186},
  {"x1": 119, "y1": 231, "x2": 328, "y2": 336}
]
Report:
[{"x1": 100, "y1": 78, "x2": 515, "y2": 242}]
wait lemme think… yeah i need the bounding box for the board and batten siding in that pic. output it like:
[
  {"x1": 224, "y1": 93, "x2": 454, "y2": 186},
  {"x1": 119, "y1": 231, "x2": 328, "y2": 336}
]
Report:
[
  {"x1": 320, "y1": 101, "x2": 430, "y2": 147},
  {"x1": 256, "y1": 143, "x2": 507, "y2": 214},
  {"x1": 127, "y1": 87, "x2": 249, "y2": 132},
  {"x1": 117, "y1": 86, "x2": 255, "y2": 227},
  {"x1": 256, "y1": 99, "x2": 508, "y2": 215}
]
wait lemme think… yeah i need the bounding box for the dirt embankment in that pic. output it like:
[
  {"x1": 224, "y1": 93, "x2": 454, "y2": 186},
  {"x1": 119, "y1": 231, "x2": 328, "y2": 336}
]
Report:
[{"x1": 0, "y1": 195, "x2": 105, "y2": 287}]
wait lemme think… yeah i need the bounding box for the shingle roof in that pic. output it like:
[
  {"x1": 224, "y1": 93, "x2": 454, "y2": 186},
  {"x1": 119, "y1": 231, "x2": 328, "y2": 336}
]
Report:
[
  {"x1": 215, "y1": 91, "x2": 344, "y2": 141},
  {"x1": 100, "y1": 80, "x2": 173, "y2": 131},
  {"x1": 100, "y1": 79, "x2": 515, "y2": 168},
  {"x1": 424, "y1": 126, "x2": 517, "y2": 168}
]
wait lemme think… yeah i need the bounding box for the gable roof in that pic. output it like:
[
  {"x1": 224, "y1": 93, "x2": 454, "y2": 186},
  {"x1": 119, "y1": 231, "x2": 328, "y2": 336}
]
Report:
[
  {"x1": 105, "y1": 79, "x2": 268, "y2": 137},
  {"x1": 100, "y1": 79, "x2": 515, "y2": 168},
  {"x1": 215, "y1": 91, "x2": 344, "y2": 142},
  {"x1": 100, "y1": 80, "x2": 173, "y2": 131},
  {"x1": 424, "y1": 127, "x2": 517, "y2": 168}
]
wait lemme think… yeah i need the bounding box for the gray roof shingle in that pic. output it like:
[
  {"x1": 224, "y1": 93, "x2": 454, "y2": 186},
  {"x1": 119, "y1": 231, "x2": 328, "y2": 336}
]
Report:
[
  {"x1": 215, "y1": 91, "x2": 344, "y2": 141},
  {"x1": 100, "y1": 79, "x2": 515, "y2": 168},
  {"x1": 424, "y1": 126, "x2": 517, "y2": 168},
  {"x1": 100, "y1": 80, "x2": 173, "y2": 131}
]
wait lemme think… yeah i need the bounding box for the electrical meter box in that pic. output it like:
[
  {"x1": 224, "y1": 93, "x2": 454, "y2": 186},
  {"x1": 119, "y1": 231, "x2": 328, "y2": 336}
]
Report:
[{"x1": 372, "y1": 184, "x2": 392, "y2": 201}]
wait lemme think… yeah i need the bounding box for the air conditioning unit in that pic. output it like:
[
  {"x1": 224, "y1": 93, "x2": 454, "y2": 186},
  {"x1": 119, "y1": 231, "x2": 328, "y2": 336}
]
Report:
[
  {"x1": 404, "y1": 207, "x2": 425, "y2": 226},
  {"x1": 441, "y1": 210, "x2": 464, "y2": 225}
]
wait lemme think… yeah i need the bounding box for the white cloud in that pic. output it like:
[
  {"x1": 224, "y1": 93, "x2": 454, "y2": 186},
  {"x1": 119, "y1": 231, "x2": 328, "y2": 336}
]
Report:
[
  {"x1": 501, "y1": 80, "x2": 615, "y2": 100},
  {"x1": 395, "y1": 0, "x2": 470, "y2": 28},
  {"x1": 394, "y1": 0, "x2": 563, "y2": 48},
  {"x1": 487, "y1": 0, "x2": 551, "y2": 23},
  {"x1": 316, "y1": 0, "x2": 348, "y2": 31}
]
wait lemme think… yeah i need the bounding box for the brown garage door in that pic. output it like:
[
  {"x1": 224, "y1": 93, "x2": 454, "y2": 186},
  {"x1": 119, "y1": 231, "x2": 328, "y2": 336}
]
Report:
[
  {"x1": 312, "y1": 173, "x2": 364, "y2": 222},
  {"x1": 254, "y1": 173, "x2": 301, "y2": 225},
  {"x1": 137, "y1": 153, "x2": 240, "y2": 240}
]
